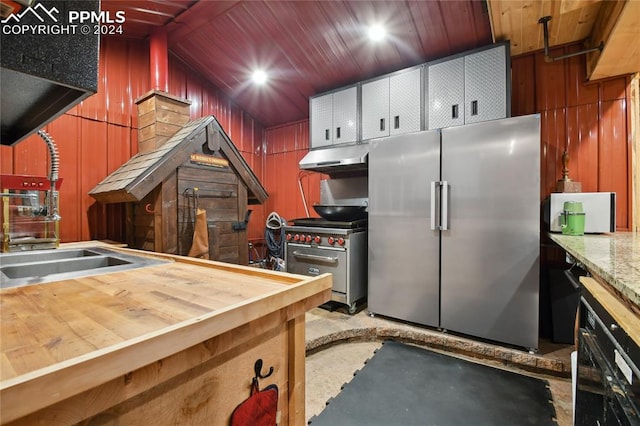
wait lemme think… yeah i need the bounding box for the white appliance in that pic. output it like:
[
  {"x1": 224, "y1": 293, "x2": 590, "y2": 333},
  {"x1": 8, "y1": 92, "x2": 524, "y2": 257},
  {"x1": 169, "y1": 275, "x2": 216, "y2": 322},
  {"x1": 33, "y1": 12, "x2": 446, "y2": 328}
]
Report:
[{"x1": 549, "y1": 192, "x2": 616, "y2": 233}]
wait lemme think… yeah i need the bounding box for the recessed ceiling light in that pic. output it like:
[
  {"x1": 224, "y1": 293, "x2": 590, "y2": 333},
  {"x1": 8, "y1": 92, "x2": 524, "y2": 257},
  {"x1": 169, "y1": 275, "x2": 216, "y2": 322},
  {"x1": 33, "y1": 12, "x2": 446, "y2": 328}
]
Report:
[
  {"x1": 368, "y1": 24, "x2": 386, "y2": 42},
  {"x1": 252, "y1": 69, "x2": 267, "y2": 85}
]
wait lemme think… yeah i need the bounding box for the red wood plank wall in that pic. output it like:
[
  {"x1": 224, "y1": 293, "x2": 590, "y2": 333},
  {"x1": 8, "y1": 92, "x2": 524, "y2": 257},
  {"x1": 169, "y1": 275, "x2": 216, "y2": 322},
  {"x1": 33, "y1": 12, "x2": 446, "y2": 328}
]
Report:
[
  {"x1": 0, "y1": 37, "x2": 266, "y2": 244},
  {"x1": 512, "y1": 43, "x2": 631, "y2": 231},
  {"x1": 261, "y1": 120, "x2": 325, "y2": 225},
  {"x1": 263, "y1": 42, "x2": 632, "y2": 232},
  {"x1": 0, "y1": 39, "x2": 631, "y2": 254}
]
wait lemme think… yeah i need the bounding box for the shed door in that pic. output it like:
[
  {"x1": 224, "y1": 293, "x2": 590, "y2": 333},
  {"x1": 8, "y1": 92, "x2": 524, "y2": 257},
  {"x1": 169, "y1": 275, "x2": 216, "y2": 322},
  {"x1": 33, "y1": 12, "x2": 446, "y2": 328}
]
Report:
[{"x1": 178, "y1": 165, "x2": 244, "y2": 264}]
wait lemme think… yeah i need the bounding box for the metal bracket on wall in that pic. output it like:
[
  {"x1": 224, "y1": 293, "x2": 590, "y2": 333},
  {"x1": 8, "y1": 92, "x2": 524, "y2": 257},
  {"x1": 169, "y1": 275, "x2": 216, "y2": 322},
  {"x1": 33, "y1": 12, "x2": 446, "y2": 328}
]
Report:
[
  {"x1": 538, "y1": 16, "x2": 603, "y2": 63},
  {"x1": 232, "y1": 210, "x2": 253, "y2": 231}
]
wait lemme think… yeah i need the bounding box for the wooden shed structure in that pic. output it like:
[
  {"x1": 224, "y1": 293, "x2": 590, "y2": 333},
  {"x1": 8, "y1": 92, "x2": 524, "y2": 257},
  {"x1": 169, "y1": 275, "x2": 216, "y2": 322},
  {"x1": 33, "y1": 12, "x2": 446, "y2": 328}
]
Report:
[{"x1": 90, "y1": 115, "x2": 268, "y2": 265}]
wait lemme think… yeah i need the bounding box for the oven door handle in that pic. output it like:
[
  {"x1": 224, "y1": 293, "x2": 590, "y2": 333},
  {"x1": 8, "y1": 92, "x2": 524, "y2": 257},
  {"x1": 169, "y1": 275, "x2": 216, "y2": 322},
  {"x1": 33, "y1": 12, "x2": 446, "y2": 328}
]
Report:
[{"x1": 292, "y1": 251, "x2": 339, "y2": 264}]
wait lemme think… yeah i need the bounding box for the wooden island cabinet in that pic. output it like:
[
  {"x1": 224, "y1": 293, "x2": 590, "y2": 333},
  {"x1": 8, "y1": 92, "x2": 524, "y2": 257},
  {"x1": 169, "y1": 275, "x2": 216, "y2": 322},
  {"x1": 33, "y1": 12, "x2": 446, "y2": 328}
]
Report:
[{"x1": 0, "y1": 247, "x2": 331, "y2": 425}]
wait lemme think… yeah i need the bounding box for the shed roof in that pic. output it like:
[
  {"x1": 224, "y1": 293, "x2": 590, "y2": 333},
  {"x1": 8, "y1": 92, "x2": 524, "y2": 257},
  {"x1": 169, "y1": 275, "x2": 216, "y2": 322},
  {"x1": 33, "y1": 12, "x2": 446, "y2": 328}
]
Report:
[{"x1": 89, "y1": 116, "x2": 268, "y2": 205}]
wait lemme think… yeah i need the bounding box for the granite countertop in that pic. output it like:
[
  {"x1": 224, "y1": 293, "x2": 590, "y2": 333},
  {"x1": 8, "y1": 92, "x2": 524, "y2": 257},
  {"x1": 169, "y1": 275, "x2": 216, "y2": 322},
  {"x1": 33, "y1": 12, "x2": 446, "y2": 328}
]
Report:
[{"x1": 548, "y1": 232, "x2": 640, "y2": 309}]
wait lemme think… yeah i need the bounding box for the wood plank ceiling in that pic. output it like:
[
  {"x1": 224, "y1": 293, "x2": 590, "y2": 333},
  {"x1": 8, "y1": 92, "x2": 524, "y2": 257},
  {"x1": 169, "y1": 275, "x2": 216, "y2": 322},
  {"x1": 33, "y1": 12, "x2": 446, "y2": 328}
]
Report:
[
  {"x1": 488, "y1": 0, "x2": 640, "y2": 81},
  {"x1": 101, "y1": 0, "x2": 639, "y2": 128}
]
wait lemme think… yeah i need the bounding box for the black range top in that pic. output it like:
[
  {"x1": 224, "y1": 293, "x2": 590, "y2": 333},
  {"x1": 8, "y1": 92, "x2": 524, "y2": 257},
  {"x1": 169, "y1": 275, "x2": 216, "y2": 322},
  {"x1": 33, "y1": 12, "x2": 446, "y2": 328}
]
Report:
[{"x1": 290, "y1": 217, "x2": 368, "y2": 230}]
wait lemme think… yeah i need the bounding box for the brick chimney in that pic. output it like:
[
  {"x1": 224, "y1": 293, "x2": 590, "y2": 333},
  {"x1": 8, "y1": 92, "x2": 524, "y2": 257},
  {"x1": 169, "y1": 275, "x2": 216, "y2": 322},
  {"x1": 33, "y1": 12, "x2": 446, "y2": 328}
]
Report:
[{"x1": 135, "y1": 90, "x2": 191, "y2": 153}]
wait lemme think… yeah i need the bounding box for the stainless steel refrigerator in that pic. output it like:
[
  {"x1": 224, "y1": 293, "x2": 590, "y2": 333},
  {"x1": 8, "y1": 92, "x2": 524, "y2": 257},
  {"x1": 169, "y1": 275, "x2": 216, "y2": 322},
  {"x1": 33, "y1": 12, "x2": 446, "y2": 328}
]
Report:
[{"x1": 368, "y1": 115, "x2": 540, "y2": 349}]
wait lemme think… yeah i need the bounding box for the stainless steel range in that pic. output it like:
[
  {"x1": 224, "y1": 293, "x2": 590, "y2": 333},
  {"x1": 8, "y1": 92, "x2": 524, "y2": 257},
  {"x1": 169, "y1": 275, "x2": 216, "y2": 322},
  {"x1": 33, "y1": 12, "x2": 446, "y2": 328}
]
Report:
[{"x1": 284, "y1": 218, "x2": 367, "y2": 314}]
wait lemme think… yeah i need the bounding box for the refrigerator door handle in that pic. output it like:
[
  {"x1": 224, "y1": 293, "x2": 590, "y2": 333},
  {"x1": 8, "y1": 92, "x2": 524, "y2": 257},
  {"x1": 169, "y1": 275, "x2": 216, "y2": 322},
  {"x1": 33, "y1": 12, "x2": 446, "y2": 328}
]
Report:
[
  {"x1": 441, "y1": 181, "x2": 449, "y2": 230},
  {"x1": 430, "y1": 181, "x2": 437, "y2": 230}
]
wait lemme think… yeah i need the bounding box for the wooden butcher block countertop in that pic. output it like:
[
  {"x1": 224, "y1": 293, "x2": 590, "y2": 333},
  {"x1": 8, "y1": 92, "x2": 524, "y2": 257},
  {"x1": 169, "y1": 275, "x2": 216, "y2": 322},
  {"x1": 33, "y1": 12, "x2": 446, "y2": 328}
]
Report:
[{"x1": 0, "y1": 247, "x2": 332, "y2": 423}]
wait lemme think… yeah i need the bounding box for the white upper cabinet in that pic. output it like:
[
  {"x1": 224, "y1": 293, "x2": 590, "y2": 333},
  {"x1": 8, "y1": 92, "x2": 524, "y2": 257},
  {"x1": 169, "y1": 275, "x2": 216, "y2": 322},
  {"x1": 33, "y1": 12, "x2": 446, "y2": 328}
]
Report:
[
  {"x1": 310, "y1": 94, "x2": 333, "y2": 148},
  {"x1": 362, "y1": 68, "x2": 421, "y2": 141},
  {"x1": 428, "y1": 43, "x2": 509, "y2": 129},
  {"x1": 428, "y1": 57, "x2": 465, "y2": 129},
  {"x1": 361, "y1": 77, "x2": 390, "y2": 140},
  {"x1": 390, "y1": 68, "x2": 421, "y2": 136},
  {"x1": 332, "y1": 86, "x2": 358, "y2": 144},
  {"x1": 310, "y1": 42, "x2": 510, "y2": 143},
  {"x1": 310, "y1": 86, "x2": 358, "y2": 148},
  {"x1": 464, "y1": 44, "x2": 508, "y2": 124}
]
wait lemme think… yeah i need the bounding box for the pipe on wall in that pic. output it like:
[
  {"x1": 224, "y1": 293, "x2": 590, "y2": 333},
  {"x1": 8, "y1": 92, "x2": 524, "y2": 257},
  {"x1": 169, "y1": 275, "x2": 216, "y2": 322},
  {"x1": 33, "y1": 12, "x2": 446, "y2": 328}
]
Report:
[
  {"x1": 150, "y1": 27, "x2": 169, "y2": 92},
  {"x1": 538, "y1": 16, "x2": 603, "y2": 63}
]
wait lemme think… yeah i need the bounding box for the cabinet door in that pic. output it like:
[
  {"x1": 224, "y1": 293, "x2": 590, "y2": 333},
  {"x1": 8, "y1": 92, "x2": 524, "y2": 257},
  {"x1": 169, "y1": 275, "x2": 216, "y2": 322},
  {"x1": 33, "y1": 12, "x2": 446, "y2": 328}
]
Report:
[
  {"x1": 332, "y1": 86, "x2": 358, "y2": 144},
  {"x1": 464, "y1": 45, "x2": 507, "y2": 123},
  {"x1": 428, "y1": 57, "x2": 464, "y2": 129},
  {"x1": 310, "y1": 94, "x2": 333, "y2": 148},
  {"x1": 440, "y1": 116, "x2": 540, "y2": 349},
  {"x1": 369, "y1": 130, "x2": 441, "y2": 327},
  {"x1": 361, "y1": 77, "x2": 390, "y2": 141},
  {"x1": 390, "y1": 68, "x2": 421, "y2": 135}
]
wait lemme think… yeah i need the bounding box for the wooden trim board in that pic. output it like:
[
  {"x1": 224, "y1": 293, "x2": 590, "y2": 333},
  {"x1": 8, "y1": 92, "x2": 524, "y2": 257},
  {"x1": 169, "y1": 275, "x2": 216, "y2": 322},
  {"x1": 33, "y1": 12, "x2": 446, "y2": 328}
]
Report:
[{"x1": 580, "y1": 276, "x2": 640, "y2": 347}]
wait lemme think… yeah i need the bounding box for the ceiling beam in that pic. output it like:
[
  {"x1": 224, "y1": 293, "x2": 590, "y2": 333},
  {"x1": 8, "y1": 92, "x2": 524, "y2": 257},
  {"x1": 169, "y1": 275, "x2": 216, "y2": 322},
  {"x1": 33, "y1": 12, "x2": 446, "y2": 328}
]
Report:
[{"x1": 585, "y1": 0, "x2": 630, "y2": 80}]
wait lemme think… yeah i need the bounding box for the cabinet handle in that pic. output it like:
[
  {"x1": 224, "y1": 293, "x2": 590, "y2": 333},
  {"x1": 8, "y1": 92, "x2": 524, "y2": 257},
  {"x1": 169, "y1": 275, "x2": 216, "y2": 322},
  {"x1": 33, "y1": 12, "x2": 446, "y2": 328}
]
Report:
[
  {"x1": 325, "y1": 129, "x2": 330, "y2": 140},
  {"x1": 471, "y1": 100, "x2": 478, "y2": 116},
  {"x1": 336, "y1": 127, "x2": 341, "y2": 139},
  {"x1": 452, "y1": 104, "x2": 459, "y2": 119},
  {"x1": 394, "y1": 115, "x2": 400, "y2": 129},
  {"x1": 380, "y1": 118, "x2": 385, "y2": 131}
]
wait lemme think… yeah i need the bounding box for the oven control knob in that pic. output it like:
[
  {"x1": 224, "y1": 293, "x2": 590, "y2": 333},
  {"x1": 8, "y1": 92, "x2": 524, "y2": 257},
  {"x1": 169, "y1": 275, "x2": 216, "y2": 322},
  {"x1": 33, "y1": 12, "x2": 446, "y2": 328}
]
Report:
[
  {"x1": 300, "y1": 234, "x2": 306, "y2": 242},
  {"x1": 337, "y1": 237, "x2": 345, "y2": 246},
  {"x1": 314, "y1": 236, "x2": 321, "y2": 244},
  {"x1": 286, "y1": 233, "x2": 292, "y2": 241},
  {"x1": 328, "y1": 237, "x2": 335, "y2": 245},
  {"x1": 294, "y1": 234, "x2": 300, "y2": 241},
  {"x1": 305, "y1": 235, "x2": 312, "y2": 243}
]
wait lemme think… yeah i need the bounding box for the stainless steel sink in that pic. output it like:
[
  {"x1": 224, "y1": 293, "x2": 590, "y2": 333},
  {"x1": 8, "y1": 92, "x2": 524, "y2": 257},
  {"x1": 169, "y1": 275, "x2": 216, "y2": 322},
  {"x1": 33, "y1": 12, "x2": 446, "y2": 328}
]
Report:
[
  {"x1": 0, "y1": 247, "x2": 169, "y2": 289},
  {"x1": 0, "y1": 249, "x2": 102, "y2": 266}
]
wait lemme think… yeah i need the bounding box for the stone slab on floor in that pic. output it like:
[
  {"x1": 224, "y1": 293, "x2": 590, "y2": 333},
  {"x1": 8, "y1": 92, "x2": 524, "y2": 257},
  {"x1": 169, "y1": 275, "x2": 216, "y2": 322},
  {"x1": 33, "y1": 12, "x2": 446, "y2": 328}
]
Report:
[{"x1": 305, "y1": 307, "x2": 572, "y2": 377}]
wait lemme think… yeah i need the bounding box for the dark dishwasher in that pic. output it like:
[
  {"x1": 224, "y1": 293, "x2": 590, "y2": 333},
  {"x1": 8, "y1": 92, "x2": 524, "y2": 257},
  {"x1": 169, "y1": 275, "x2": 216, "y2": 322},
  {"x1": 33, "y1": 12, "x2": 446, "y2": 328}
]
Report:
[{"x1": 575, "y1": 287, "x2": 640, "y2": 425}]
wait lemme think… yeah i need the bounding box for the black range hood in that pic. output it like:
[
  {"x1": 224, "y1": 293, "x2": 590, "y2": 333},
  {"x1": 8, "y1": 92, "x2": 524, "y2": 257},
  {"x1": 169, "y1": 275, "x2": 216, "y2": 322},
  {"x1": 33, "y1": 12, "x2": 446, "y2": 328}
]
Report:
[
  {"x1": 299, "y1": 143, "x2": 369, "y2": 174},
  {"x1": 1, "y1": 0, "x2": 99, "y2": 146}
]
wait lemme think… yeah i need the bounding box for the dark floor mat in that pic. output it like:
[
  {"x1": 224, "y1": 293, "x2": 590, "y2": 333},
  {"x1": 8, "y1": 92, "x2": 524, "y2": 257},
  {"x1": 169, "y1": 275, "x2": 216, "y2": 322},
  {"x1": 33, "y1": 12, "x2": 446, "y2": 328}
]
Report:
[{"x1": 309, "y1": 340, "x2": 557, "y2": 426}]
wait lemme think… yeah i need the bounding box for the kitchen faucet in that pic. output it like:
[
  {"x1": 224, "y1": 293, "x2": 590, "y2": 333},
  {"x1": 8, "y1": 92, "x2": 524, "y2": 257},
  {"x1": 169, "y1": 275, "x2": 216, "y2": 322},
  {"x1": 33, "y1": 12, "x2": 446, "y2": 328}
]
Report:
[{"x1": 36, "y1": 130, "x2": 61, "y2": 222}]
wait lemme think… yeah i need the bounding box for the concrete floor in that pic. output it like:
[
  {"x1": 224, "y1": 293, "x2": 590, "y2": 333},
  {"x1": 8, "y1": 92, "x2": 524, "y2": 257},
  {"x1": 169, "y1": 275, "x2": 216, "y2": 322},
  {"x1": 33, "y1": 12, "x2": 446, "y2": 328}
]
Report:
[{"x1": 305, "y1": 305, "x2": 573, "y2": 425}]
